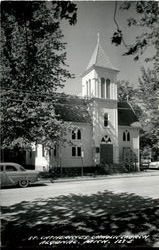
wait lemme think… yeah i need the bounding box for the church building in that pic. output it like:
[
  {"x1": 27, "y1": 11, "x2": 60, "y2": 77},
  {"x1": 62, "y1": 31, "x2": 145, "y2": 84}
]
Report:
[{"x1": 26, "y1": 37, "x2": 140, "y2": 172}]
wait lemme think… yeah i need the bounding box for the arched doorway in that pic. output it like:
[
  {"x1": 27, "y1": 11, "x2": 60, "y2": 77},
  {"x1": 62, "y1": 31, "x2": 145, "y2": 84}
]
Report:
[{"x1": 100, "y1": 136, "x2": 113, "y2": 164}]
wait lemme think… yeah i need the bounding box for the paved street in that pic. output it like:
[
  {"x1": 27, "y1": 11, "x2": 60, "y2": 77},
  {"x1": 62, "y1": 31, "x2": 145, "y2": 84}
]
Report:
[{"x1": 1, "y1": 173, "x2": 159, "y2": 206}]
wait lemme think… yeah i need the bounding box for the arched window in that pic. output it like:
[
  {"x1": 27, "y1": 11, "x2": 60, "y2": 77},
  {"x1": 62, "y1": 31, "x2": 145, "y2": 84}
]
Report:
[
  {"x1": 108, "y1": 138, "x2": 111, "y2": 143},
  {"x1": 77, "y1": 129, "x2": 81, "y2": 140},
  {"x1": 123, "y1": 132, "x2": 126, "y2": 141},
  {"x1": 104, "y1": 113, "x2": 108, "y2": 127},
  {"x1": 123, "y1": 130, "x2": 130, "y2": 142},
  {"x1": 101, "y1": 78, "x2": 105, "y2": 98},
  {"x1": 72, "y1": 130, "x2": 76, "y2": 140},
  {"x1": 127, "y1": 132, "x2": 130, "y2": 141},
  {"x1": 106, "y1": 79, "x2": 110, "y2": 99},
  {"x1": 101, "y1": 135, "x2": 111, "y2": 143},
  {"x1": 72, "y1": 129, "x2": 81, "y2": 140}
]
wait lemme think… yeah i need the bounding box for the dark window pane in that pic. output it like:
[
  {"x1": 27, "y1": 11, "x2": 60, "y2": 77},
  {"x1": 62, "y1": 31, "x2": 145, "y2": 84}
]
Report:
[
  {"x1": 42, "y1": 145, "x2": 45, "y2": 157},
  {"x1": 106, "y1": 79, "x2": 110, "y2": 99},
  {"x1": 0, "y1": 166, "x2": 4, "y2": 172},
  {"x1": 72, "y1": 130, "x2": 76, "y2": 140},
  {"x1": 6, "y1": 165, "x2": 17, "y2": 171},
  {"x1": 104, "y1": 113, "x2": 108, "y2": 127},
  {"x1": 123, "y1": 132, "x2": 126, "y2": 141},
  {"x1": 108, "y1": 138, "x2": 111, "y2": 143},
  {"x1": 77, "y1": 130, "x2": 81, "y2": 140},
  {"x1": 54, "y1": 146, "x2": 56, "y2": 156},
  {"x1": 72, "y1": 147, "x2": 76, "y2": 156},
  {"x1": 127, "y1": 132, "x2": 130, "y2": 141},
  {"x1": 101, "y1": 78, "x2": 105, "y2": 98},
  {"x1": 77, "y1": 147, "x2": 81, "y2": 157}
]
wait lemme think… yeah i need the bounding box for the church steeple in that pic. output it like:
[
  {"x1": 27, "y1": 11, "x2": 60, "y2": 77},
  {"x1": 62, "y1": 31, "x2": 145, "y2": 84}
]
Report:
[
  {"x1": 82, "y1": 34, "x2": 119, "y2": 100},
  {"x1": 86, "y1": 34, "x2": 118, "y2": 72}
]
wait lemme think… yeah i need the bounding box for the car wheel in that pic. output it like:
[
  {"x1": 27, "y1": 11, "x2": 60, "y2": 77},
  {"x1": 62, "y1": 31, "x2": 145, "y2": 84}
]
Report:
[{"x1": 19, "y1": 179, "x2": 29, "y2": 188}]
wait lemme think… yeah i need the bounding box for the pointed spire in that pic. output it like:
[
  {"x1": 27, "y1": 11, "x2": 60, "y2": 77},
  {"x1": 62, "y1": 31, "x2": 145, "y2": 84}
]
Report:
[
  {"x1": 97, "y1": 32, "x2": 100, "y2": 45},
  {"x1": 86, "y1": 34, "x2": 119, "y2": 72}
]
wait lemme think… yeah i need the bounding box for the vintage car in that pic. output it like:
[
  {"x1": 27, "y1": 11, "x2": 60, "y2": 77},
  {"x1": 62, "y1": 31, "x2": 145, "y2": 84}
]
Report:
[
  {"x1": 149, "y1": 161, "x2": 159, "y2": 169},
  {"x1": 0, "y1": 162, "x2": 40, "y2": 188}
]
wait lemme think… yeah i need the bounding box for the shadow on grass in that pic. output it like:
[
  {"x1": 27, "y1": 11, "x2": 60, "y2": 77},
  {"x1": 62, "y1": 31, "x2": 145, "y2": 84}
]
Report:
[{"x1": 1, "y1": 191, "x2": 159, "y2": 249}]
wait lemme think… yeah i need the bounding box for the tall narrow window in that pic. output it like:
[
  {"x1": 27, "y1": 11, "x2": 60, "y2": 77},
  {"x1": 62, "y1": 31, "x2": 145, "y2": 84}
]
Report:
[
  {"x1": 77, "y1": 147, "x2": 81, "y2": 157},
  {"x1": 72, "y1": 147, "x2": 82, "y2": 157},
  {"x1": 104, "y1": 113, "x2": 108, "y2": 127},
  {"x1": 72, "y1": 130, "x2": 76, "y2": 140},
  {"x1": 106, "y1": 79, "x2": 110, "y2": 99},
  {"x1": 77, "y1": 129, "x2": 81, "y2": 140},
  {"x1": 54, "y1": 145, "x2": 57, "y2": 157},
  {"x1": 127, "y1": 132, "x2": 130, "y2": 141},
  {"x1": 101, "y1": 78, "x2": 105, "y2": 98},
  {"x1": 123, "y1": 132, "x2": 126, "y2": 141},
  {"x1": 123, "y1": 131, "x2": 130, "y2": 141},
  {"x1": 42, "y1": 145, "x2": 45, "y2": 157},
  {"x1": 86, "y1": 81, "x2": 88, "y2": 96},
  {"x1": 72, "y1": 147, "x2": 76, "y2": 156}
]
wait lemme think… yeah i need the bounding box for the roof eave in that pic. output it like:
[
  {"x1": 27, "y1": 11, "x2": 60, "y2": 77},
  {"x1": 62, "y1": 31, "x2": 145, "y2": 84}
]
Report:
[{"x1": 82, "y1": 65, "x2": 119, "y2": 78}]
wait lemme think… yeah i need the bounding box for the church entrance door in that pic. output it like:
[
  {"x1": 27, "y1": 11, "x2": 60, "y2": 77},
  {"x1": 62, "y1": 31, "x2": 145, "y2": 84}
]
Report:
[{"x1": 100, "y1": 144, "x2": 113, "y2": 164}]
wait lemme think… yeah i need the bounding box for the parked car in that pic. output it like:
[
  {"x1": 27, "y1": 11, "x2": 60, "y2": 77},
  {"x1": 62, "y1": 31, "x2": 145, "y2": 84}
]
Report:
[
  {"x1": 149, "y1": 161, "x2": 159, "y2": 169},
  {"x1": 140, "y1": 158, "x2": 151, "y2": 171},
  {"x1": 0, "y1": 162, "x2": 40, "y2": 188}
]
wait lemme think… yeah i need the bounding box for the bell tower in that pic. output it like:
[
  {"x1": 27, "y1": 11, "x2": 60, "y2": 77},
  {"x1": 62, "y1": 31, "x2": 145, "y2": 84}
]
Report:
[
  {"x1": 82, "y1": 33, "x2": 119, "y2": 100},
  {"x1": 82, "y1": 34, "x2": 120, "y2": 164}
]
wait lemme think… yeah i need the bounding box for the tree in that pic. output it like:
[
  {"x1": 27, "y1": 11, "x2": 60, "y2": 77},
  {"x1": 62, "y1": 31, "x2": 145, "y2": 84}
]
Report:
[
  {"x1": 0, "y1": 1, "x2": 77, "y2": 149},
  {"x1": 112, "y1": 1, "x2": 159, "y2": 159},
  {"x1": 137, "y1": 67, "x2": 159, "y2": 155},
  {"x1": 112, "y1": 1, "x2": 159, "y2": 62},
  {"x1": 117, "y1": 80, "x2": 142, "y2": 118}
]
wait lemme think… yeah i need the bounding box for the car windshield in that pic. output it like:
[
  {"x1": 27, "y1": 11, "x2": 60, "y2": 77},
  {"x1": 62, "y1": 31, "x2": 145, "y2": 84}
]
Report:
[{"x1": 19, "y1": 166, "x2": 26, "y2": 171}]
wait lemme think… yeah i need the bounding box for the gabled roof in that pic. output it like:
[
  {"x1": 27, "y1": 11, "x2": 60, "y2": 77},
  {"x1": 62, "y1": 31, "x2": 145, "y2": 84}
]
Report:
[
  {"x1": 55, "y1": 95, "x2": 91, "y2": 123},
  {"x1": 118, "y1": 102, "x2": 139, "y2": 127},
  {"x1": 86, "y1": 35, "x2": 119, "y2": 72},
  {"x1": 54, "y1": 94, "x2": 139, "y2": 127}
]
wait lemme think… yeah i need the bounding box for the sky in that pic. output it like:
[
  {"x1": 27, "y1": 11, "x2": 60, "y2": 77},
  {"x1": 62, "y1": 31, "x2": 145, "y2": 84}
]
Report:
[{"x1": 59, "y1": 1, "x2": 154, "y2": 96}]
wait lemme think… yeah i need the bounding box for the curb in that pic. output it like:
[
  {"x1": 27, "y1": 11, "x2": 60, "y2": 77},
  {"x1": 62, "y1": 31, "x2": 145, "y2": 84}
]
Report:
[{"x1": 40, "y1": 170, "x2": 159, "y2": 184}]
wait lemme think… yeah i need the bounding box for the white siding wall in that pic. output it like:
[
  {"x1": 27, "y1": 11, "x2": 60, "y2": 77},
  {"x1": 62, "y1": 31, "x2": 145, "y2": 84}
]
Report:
[
  {"x1": 118, "y1": 126, "x2": 140, "y2": 169},
  {"x1": 90, "y1": 99, "x2": 119, "y2": 164},
  {"x1": 61, "y1": 123, "x2": 94, "y2": 168}
]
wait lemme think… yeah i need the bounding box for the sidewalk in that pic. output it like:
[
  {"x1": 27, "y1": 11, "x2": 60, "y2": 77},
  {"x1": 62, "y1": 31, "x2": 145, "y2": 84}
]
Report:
[{"x1": 41, "y1": 170, "x2": 159, "y2": 184}]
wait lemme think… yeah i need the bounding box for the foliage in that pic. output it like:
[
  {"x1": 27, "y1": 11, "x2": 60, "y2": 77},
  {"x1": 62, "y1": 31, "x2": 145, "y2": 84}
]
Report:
[
  {"x1": 0, "y1": 1, "x2": 77, "y2": 149},
  {"x1": 137, "y1": 67, "x2": 159, "y2": 153},
  {"x1": 117, "y1": 80, "x2": 142, "y2": 118},
  {"x1": 113, "y1": 1, "x2": 159, "y2": 158},
  {"x1": 112, "y1": 1, "x2": 159, "y2": 61}
]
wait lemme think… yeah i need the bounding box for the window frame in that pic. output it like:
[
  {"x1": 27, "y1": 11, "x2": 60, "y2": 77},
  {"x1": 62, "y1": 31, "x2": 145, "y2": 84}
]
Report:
[
  {"x1": 104, "y1": 113, "x2": 109, "y2": 127},
  {"x1": 106, "y1": 79, "x2": 111, "y2": 99},
  {"x1": 101, "y1": 78, "x2": 105, "y2": 98},
  {"x1": 72, "y1": 129, "x2": 81, "y2": 140},
  {"x1": 72, "y1": 146, "x2": 82, "y2": 157},
  {"x1": 123, "y1": 130, "x2": 131, "y2": 142},
  {"x1": 5, "y1": 165, "x2": 17, "y2": 172}
]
